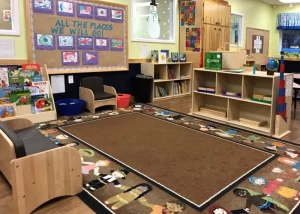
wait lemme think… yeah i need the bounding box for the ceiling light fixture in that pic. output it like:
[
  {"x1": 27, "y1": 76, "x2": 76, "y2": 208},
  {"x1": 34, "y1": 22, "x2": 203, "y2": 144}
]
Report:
[{"x1": 279, "y1": 0, "x2": 300, "y2": 3}]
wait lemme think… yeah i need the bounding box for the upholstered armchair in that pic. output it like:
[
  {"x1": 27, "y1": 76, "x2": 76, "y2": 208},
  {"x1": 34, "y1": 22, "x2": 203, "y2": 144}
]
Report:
[{"x1": 79, "y1": 77, "x2": 117, "y2": 113}]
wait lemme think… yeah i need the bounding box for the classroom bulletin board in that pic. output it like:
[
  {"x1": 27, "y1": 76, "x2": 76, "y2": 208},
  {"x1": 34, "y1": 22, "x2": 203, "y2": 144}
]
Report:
[{"x1": 25, "y1": 0, "x2": 128, "y2": 74}]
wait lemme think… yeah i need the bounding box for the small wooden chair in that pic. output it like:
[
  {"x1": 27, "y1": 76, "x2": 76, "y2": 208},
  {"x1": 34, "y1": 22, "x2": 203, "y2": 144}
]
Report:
[
  {"x1": 0, "y1": 118, "x2": 82, "y2": 214},
  {"x1": 79, "y1": 77, "x2": 117, "y2": 113}
]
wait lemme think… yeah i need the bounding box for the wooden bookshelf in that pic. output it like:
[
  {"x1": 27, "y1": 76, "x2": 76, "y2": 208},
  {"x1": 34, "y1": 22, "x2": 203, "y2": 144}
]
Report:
[
  {"x1": 141, "y1": 62, "x2": 192, "y2": 101},
  {"x1": 192, "y1": 68, "x2": 293, "y2": 138},
  {"x1": 0, "y1": 65, "x2": 57, "y2": 124}
]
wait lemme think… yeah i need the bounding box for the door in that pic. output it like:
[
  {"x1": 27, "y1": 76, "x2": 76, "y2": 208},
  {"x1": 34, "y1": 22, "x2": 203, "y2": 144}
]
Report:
[
  {"x1": 204, "y1": 0, "x2": 218, "y2": 25},
  {"x1": 219, "y1": 27, "x2": 230, "y2": 51},
  {"x1": 203, "y1": 24, "x2": 219, "y2": 53},
  {"x1": 246, "y1": 27, "x2": 270, "y2": 66},
  {"x1": 218, "y1": 4, "x2": 231, "y2": 27}
]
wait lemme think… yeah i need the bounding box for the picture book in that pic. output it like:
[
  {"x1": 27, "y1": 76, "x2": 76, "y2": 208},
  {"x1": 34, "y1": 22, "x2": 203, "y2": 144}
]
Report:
[
  {"x1": 151, "y1": 50, "x2": 159, "y2": 62},
  {"x1": 8, "y1": 69, "x2": 23, "y2": 86},
  {"x1": 171, "y1": 52, "x2": 179, "y2": 62},
  {"x1": 160, "y1": 50, "x2": 169, "y2": 60},
  {"x1": 21, "y1": 64, "x2": 42, "y2": 82},
  {"x1": 0, "y1": 68, "x2": 9, "y2": 87},
  {"x1": 1, "y1": 86, "x2": 23, "y2": 98},
  {"x1": 0, "y1": 103, "x2": 16, "y2": 118},
  {"x1": 159, "y1": 52, "x2": 167, "y2": 64},
  {"x1": 180, "y1": 53, "x2": 187, "y2": 62},
  {"x1": 22, "y1": 64, "x2": 41, "y2": 72},
  {"x1": 31, "y1": 81, "x2": 50, "y2": 95},
  {"x1": 31, "y1": 94, "x2": 53, "y2": 113},
  {"x1": 10, "y1": 89, "x2": 31, "y2": 105}
]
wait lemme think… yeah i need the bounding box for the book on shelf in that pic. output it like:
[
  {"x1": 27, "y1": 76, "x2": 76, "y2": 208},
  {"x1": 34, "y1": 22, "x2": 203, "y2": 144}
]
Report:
[
  {"x1": 10, "y1": 89, "x2": 31, "y2": 106},
  {"x1": 263, "y1": 95, "x2": 272, "y2": 102},
  {"x1": 168, "y1": 68, "x2": 176, "y2": 79},
  {"x1": 155, "y1": 86, "x2": 168, "y2": 97},
  {"x1": 197, "y1": 87, "x2": 215, "y2": 93},
  {"x1": 31, "y1": 94, "x2": 53, "y2": 114},
  {"x1": 25, "y1": 81, "x2": 50, "y2": 95},
  {"x1": 0, "y1": 68, "x2": 9, "y2": 87},
  {"x1": 173, "y1": 81, "x2": 188, "y2": 95},
  {"x1": 0, "y1": 102, "x2": 17, "y2": 118},
  {"x1": 0, "y1": 86, "x2": 23, "y2": 98}
]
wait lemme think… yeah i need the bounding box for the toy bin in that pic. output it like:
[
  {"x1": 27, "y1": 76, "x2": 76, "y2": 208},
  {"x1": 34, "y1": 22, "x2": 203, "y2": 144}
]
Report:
[
  {"x1": 117, "y1": 94, "x2": 131, "y2": 108},
  {"x1": 55, "y1": 99, "x2": 85, "y2": 116}
]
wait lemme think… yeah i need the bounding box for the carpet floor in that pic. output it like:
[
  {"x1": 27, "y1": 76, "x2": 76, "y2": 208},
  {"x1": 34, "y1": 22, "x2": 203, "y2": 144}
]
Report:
[
  {"x1": 37, "y1": 104, "x2": 300, "y2": 214},
  {"x1": 61, "y1": 113, "x2": 273, "y2": 207}
]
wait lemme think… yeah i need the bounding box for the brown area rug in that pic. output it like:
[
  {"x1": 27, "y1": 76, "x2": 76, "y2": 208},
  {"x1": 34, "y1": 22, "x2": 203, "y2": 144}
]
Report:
[{"x1": 61, "y1": 112, "x2": 274, "y2": 207}]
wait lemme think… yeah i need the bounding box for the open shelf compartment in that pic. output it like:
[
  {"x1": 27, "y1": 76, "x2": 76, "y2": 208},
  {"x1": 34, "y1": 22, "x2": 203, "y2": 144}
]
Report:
[
  {"x1": 167, "y1": 64, "x2": 180, "y2": 80},
  {"x1": 194, "y1": 71, "x2": 216, "y2": 93},
  {"x1": 193, "y1": 93, "x2": 228, "y2": 121},
  {"x1": 216, "y1": 73, "x2": 242, "y2": 98},
  {"x1": 173, "y1": 80, "x2": 190, "y2": 95},
  {"x1": 154, "y1": 81, "x2": 173, "y2": 99},
  {"x1": 243, "y1": 76, "x2": 273, "y2": 104},
  {"x1": 180, "y1": 63, "x2": 192, "y2": 78},
  {"x1": 228, "y1": 99, "x2": 271, "y2": 133},
  {"x1": 154, "y1": 64, "x2": 168, "y2": 80}
]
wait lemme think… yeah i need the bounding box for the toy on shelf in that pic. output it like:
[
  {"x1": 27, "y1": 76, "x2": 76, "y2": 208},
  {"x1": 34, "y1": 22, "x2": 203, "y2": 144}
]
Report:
[
  {"x1": 266, "y1": 58, "x2": 279, "y2": 75},
  {"x1": 250, "y1": 94, "x2": 272, "y2": 104},
  {"x1": 239, "y1": 117, "x2": 267, "y2": 127},
  {"x1": 197, "y1": 87, "x2": 215, "y2": 94},
  {"x1": 204, "y1": 52, "x2": 222, "y2": 70},
  {"x1": 222, "y1": 91, "x2": 241, "y2": 98},
  {"x1": 199, "y1": 107, "x2": 227, "y2": 118}
]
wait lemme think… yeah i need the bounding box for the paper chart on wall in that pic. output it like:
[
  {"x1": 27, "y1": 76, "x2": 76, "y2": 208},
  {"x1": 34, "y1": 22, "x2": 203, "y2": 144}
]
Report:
[{"x1": 50, "y1": 75, "x2": 65, "y2": 94}]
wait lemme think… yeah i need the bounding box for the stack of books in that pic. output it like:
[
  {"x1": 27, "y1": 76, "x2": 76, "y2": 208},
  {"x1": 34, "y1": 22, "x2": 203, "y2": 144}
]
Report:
[{"x1": 197, "y1": 87, "x2": 215, "y2": 94}]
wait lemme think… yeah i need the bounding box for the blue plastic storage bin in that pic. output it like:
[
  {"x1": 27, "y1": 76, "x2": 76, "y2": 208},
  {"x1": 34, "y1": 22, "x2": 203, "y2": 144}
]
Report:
[{"x1": 55, "y1": 99, "x2": 85, "y2": 116}]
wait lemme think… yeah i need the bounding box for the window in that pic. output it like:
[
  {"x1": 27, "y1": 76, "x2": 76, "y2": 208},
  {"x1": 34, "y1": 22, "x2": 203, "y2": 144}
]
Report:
[
  {"x1": 280, "y1": 30, "x2": 300, "y2": 54},
  {"x1": 230, "y1": 13, "x2": 243, "y2": 46},
  {"x1": 131, "y1": 0, "x2": 175, "y2": 43}
]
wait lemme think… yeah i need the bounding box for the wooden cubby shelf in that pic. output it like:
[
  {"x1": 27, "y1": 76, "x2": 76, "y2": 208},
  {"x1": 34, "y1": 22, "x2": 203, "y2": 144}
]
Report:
[
  {"x1": 192, "y1": 68, "x2": 293, "y2": 137},
  {"x1": 141, "y1": 62, "x2": 193, "y2": 101}
]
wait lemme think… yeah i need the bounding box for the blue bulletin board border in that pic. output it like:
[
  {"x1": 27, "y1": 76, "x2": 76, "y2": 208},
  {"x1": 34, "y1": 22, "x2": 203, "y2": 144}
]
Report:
[{"x1": 27, "y1": 0, "x2": 128, "y2": 74}]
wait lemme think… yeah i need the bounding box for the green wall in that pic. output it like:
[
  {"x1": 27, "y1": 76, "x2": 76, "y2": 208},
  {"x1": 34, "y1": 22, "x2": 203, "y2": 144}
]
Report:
[
  {"x1": 0, "y1": 0, "x2": 179, "y2": 60},
  {"x1": 0, "y1": 0, "x2": 27, "y2": 59},
  {"x1": 270, "y1": 4, "x2": 300, "y2": 57},
  {"x1": 227, "y1": 0, "x2": 273, "y2": 52}
]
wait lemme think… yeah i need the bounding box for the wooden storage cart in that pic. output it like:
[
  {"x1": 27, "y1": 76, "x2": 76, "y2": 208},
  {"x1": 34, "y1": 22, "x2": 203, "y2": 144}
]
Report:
[
  {"x1": 0, "y1": 65, "x2": 57, "y2": 124},
  {"x1": 141, "y1": 62, "x2": 193, "y2": 101},
  {"x1": 192, "y1": 68, "x2": 293, "y2": 138}
]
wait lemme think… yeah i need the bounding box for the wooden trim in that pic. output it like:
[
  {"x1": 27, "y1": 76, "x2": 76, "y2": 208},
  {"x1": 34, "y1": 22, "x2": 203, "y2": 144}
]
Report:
[
  {"x1": 0, "y1": 59, "x2": 28, "y2": 65},
  {"x1": 25, "y1": 1, "x2": 33, "y2": 63},
  {"x1": 48, "y1": 67, "x2": 128, "y2": 74},
  {"x1": 0, "y1": 129, "x2": 16, "y2": 184},
  {"x1": 246, "y1": 27, "x2": 270, "y2": 33},
  {"x1": 2, "y1": 118, "x2": 33, "y2": 131},
  {"x1": 11, "y1": 147, "x2": 82, "y2": 214},
  {"x1": 129, "y1": 59, "x2": 151, "y2": 63}
]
